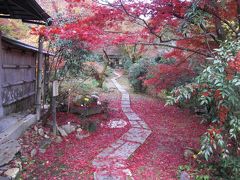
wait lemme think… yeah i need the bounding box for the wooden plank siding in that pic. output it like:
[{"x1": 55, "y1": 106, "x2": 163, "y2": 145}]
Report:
[{"x1": 0, "y1": 35, "x2": 37, "y2": 117}]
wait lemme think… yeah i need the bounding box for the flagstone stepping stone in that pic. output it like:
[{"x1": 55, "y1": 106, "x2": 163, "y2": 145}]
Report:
[
  {"x1": 128, "y1": 120, "x2": 142, "y2": 128},
  {"x1": 97, "y1": 146, "x2": 115, "y2": 158},
  {"x1": 121, "y1": 101, "x2": 130, "y2": 105},
  {"x1": 94, "y1": 169, "x2": 133, "y2": 180},
  {"x1": 121, "y1": 104, "x2": 131, "y2": 108},
  {"x1": 122, "y1": 96, "x2": 130, "y2": 101},
  {"x1": 122, "y1": 93, "x2": 129, "y2": 97},
  {"x1": 107, "y1": 119, "x2": 127, "y2": 128},
  {"x1": 93, "y1": 158, "x2": 126, "y2": 169},
  {"x1": 137, "y1": 120, "x2": 150, "y2": 129},
  {"x1": 110, "y1": 139, "x2": 125, "y2": 149},
  {"x1": 93, "y1": 74, "x2": 151, "y2": 180},
  {"x1": 124, "y1": 113, "x2": 141, "y2": 121},
  {"x1": 120, "y1": 128, "x2": 151, "y2": 144},
  {"x1": 122, "y1": 107, "x2": 133, "y2": 113},
  {"x1": 109, "y1": 141, "x2": 141, "y2": 159}
]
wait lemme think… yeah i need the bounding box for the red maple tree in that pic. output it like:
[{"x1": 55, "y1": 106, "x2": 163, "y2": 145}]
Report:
[{"x1": 32, "y1": 0, "x2": 240, "y2": 90}]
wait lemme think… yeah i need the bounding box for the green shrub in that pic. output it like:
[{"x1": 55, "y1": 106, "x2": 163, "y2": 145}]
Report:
[
  {"x1": 212, "y1": 156, "x2": 240, "y2": 179},
  {"x1": 128, "y1": 58, "x2": 156, "y2": 92},
  {"x1": 128, "y1": 63, "x2": 146, "y2": 92},
  {"x1": 123, "y1": 57, "x2": 133, "y2": 71},
  {"x1": 166, "y1": 40, "x2": 240, "y2": 168}
]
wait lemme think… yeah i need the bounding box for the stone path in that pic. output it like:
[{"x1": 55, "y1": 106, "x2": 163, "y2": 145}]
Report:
[{"x1": 92, "y1": 73, "x2": 152, "y2": 180}]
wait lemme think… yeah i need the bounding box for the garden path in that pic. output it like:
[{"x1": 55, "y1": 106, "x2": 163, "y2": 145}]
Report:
[
  {"x1": 18, "y1": 72, "x2": 206, "y2": 179},
  {"x1": 92, "y1": 73, "x2": 152, "y2": 180}
]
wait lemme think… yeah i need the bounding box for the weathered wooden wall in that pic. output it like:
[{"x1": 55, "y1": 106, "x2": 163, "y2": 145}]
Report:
[
  {"x1": 0, "y1": 32, "x2": 3, "y2": 118},
  {"x1": 0, "y1": 37, "x2": 37, "y2": 116}
]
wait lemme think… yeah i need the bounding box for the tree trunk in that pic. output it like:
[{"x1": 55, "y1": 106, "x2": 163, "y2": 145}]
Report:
[
  {"x1": 237, "y1": 0, "x2": 240, "y2": 31},
  {"x1": 36, "y1": 36, "x2": 44, "y2": 120},
  {"x1": 97, "y1": 50, "x2": 110, "y2": 88}
]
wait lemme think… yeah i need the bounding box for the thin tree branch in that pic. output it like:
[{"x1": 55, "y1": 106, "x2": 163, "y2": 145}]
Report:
[{"x1": 135, "y1": 42, "x2": 209, "y2": 57}]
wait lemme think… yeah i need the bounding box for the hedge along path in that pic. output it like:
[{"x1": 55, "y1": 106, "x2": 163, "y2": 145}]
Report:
[{"x1": 92, "y1": 73, "x2": 152, "y2": 180}]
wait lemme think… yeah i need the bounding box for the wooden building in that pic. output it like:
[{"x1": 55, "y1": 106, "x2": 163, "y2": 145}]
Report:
[
  {"x1": 0, "y1": 35, "x2": 52, "y2": 118},
  {"x1": 0, "y1": 0, "x2": 52, "y2": 119},
  {"x1": 96, "y1": 46, "x2": 122, "y2": 68}
]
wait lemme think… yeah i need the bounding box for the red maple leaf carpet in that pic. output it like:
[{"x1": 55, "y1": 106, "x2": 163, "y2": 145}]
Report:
[
  {"x1": 128, "y1": 96, "x2": 206, "y2": 179},
  {"x1": 20, "y1": 93, "x2": 206, "y2": 180}
]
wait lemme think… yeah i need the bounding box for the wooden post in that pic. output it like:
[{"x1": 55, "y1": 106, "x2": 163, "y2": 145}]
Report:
[
  {"x1": 43, "y1": 55, "x2": 49, "y2": 107},
  {"x1": 52, "y1": 96, "x2": 57, "y2": 135},
  {"x1": 52, "y1": 80, "x2": 59, "y2": 136},
  {"x1": 36, "y1": 36, "x2": 44, "y2": 120},
  {"x1": 0, "y1": 31, "x2": 3, "y2": 118},
  {"x1": 67, "y1": 89, "x2": 71, "y2": 113}
]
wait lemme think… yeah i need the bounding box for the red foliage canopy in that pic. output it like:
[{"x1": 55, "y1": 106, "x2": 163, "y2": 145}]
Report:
[
  {"x1": 32, "y1": 0, "x2": 240, "y2": 90},
  {"x1": 34, "y1": 0, "x2": 239, "y2": 53}
]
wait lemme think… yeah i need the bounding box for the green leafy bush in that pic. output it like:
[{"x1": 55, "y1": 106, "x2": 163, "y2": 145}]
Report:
[
  {"x1": 128, "y1": 58, "x2": 156, "y2": 92},
  {"x1": 122, "y1": 57, "x2": 133, "y2": 71},
  {"x1": 217, "y1": 156, "x2": 240, "y2": 179},
  {"x1": 166, "y1": 40, "x2": 240, "y2": 177}
]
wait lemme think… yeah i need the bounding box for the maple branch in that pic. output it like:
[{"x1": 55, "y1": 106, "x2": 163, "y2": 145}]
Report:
[
  {"x1": 103, "y1": 49, "x2": 111, "y2": 64},
  {"x1": 117, "y1": 0, "x2": 176, "y2": 43},
  {"x1": 94, "y1": 0, "x2": 224, "y2": 56},
  {"x1": 199, "y1": 23, "x2": 219, "y2": 44},
  {"x1": 98, "y1": 0, "x2": 219, "y2": 45},
  {"x1": 198, "y1": 6, "x2": 238, "y2": 37},
  {"x1": 103, "y1": 0, "x2": 168, "y2": 42},
  {"x1": 104, "y1": 30, "x2": 137, "y2": 35},
  {"x1": 135, "y1": 42, "x2": 209, "y2": 57}
]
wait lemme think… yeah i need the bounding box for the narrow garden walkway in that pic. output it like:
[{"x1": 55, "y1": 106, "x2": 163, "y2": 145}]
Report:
[
  {"x1": 17, "y1": 72, "x2": 206, "y2": 179},
  {"x1": 93, "y1": 73, "x2": 152, "y2": 179}
]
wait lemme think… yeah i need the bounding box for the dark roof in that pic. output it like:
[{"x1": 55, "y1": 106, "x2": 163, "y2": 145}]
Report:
[
  {"x1": 2, "y1": 35, "x2": 54, "y2": 55},
  {"x1": 0, "y1": 0, "x2": 51, "y2": 25}
]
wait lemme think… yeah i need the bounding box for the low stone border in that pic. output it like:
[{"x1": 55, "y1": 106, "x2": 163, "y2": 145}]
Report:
[{"x1": 92, "y1": 73, "x2": 152, "y2": 180}]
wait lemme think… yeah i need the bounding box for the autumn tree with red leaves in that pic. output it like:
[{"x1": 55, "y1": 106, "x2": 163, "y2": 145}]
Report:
[
  {"x1": 32, "y1": 0, "x2": 240, "y2": 175},
  {"x1": 34, "y1": 0, "x2": 240, "y2": 91}
]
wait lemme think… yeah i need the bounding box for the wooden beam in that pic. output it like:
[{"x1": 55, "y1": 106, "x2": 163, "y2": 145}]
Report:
[
  {"x1": 22, "y1": 20, "x2": 45, "y2": 25},
  {"x1": 2, "y1": 80, "x2": 35, "y2": 88},
  {"x1": 0, "y1": 15, "x2": 11, "y2": 18},
  {"x1": 2, "y1": 64, "x2": 36, "y2": 69},
  {"x1": 36, "y1": 35, "x2": 43, "y2": 121}
]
